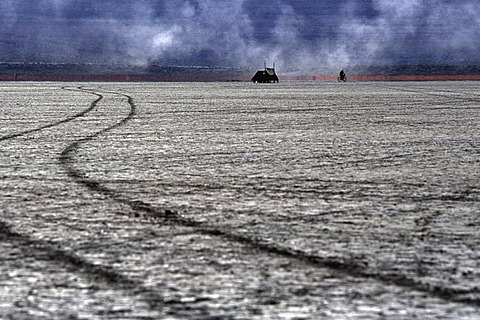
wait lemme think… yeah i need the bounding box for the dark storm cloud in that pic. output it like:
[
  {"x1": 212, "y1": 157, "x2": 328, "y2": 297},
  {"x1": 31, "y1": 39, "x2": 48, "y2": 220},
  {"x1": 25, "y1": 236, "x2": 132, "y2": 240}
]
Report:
[{"x1": 1, "y1": 0, "x2": 479, "y2": 71}]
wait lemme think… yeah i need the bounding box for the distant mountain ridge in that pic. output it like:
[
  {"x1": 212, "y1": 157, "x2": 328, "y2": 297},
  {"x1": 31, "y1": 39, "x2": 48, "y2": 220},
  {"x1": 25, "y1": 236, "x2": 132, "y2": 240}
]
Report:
[{"x1": 1, "y1": 62, "x2": 480, "y2": 82}]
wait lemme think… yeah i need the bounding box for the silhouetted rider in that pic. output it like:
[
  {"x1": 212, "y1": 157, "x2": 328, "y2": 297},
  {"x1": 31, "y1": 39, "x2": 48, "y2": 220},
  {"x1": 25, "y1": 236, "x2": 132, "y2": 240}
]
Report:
[{"x1": 339, "y1": 69, "x2": 346, "y2": 81}]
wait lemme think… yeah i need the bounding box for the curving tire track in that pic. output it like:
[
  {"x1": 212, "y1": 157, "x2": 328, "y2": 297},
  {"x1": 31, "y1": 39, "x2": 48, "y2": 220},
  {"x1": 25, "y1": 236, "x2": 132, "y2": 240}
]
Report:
[
  {"x1": 0, "y1": 88, "x2": 141, "y2": 312},
  {"x1": 59, "y1": 87, "x2": 480, "y2": 308},
  {"x1": 0, "y1": 87, "x2": 188, "y2": 317},
  {"x1": 0, "y1": 87, "x2": 101, "y2": 142}
]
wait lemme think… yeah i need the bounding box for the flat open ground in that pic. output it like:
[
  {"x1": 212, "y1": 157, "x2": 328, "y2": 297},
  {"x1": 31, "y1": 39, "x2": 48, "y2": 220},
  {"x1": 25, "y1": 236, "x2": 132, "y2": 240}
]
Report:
[{"x1": 0, "y1": 81, "x2": 479, "y2": 319}]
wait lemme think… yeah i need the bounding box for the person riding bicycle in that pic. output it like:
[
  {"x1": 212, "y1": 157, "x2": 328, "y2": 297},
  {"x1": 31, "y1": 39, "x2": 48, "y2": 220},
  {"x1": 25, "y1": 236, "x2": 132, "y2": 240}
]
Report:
[{"x1": 339, "y1": 69, "x2": 346, "y2": 81}]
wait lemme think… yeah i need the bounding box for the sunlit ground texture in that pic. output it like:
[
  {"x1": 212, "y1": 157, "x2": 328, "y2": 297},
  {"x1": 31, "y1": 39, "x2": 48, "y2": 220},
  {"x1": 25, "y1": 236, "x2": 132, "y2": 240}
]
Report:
[{"x1": 0, "y1": 81, "x2": 479, "y2": 319}]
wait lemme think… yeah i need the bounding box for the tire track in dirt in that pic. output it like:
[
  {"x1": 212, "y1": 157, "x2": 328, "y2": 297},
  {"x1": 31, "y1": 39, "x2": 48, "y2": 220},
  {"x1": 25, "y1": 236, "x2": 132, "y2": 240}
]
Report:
[
  {"x1": 0, "y1": 87, "x2": 163, "y2": 318},
  {"x1": 0, "y1": 219, "x2": 189, "y2": 318},
  {"x1": 0, "y1": 87, "x2": 101, "y2": 142},
  {"x1": 0, "y1": 220, "x2": 138, "y2": 288},
  {"x1": 0, "y1": 87, "x2": 175, "y2": 318},
  {"x1": 59, "y1": 87, "x2": 480, "y2": 308}
]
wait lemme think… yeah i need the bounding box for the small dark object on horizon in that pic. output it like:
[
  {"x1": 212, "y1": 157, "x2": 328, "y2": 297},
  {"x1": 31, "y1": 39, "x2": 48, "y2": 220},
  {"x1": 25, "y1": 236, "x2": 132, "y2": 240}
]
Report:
[{"x1": 251, "y1": 63, "x2": 279, "y2": 83}]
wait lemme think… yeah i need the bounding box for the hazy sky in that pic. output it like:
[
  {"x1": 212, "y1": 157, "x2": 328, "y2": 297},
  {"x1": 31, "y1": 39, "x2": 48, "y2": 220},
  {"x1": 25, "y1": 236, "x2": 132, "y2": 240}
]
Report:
[{"x1": 1, "y1": 0, "x2": 479, "y2": 71}]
